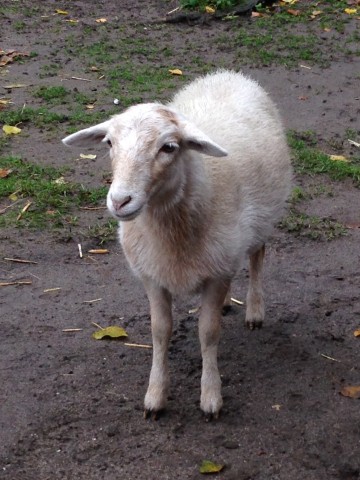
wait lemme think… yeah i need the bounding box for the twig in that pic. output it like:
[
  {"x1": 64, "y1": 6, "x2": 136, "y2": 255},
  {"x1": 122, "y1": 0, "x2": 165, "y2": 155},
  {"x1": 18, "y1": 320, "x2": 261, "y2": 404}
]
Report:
[
  {"x1": 124, "y1": 342, "x2": 152, "y2": 349},
  {"x1": 348, "y1": 139, "x2": 360, "y2": 148},
  {"x1": 17, "y1": 201, "x2": 32, "y2": 221},
  {"x1": 83, "y1": 298, "x2": 102, "y2": 303},
  {"x1": 70, "y1": 76, "x2": 92, "y2": 82},
  {"x1": 43, "y1": 287, "x2": 61, "y2": 293},
  {"x1": 4, "y1": 257, "x2": 38, "y2": 264},
  {"x1": 320, "y1": 353, "x2": 341, "y2": 363},
  {"x1": 231, "y1": 297, "x2": 244, "y2": 305},
  {"x1": 62, "y1": 328, "x2": 83, "y2": 332},
  {"x1": 92, "y1": 322, "x2": 104, "y2": 329},
  {"x1": 79, "y1": 206, "x2": 107, "y2": 211},
  {"x1": 166, "y1": 6, "x2": 180, "y2": 15},
  {"x1": 0, "y1": 280, "x2": 32, "y2": 286},
  {"x1": 78, "y1": 243, "x2": 83, "y2": 258}
]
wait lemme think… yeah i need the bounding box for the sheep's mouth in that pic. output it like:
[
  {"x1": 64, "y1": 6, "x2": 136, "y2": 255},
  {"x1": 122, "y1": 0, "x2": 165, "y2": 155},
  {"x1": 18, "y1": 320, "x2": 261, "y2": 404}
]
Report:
[{"x1": 115, "y1": 206, "x2": 143, "y2": 222}]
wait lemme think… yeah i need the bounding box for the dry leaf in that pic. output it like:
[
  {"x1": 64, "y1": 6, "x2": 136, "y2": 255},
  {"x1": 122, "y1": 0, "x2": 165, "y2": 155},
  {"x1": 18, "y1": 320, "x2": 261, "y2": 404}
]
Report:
[
  {"x1": 329, "y1": 154, "x2": 349, "y2": 162},
  {"x1": 88, "y1": 249, "x2": 109, "y2": 254},
  {"x1": 79, "y1": 153, "x2": 97, "y2": 159},
  {"x1": 86, "y1": 104, "x2": 95, "y2": 110},
  {"x1": 0, "y1": 50, "x2": 30, "y2": 67},
  {"x1": 287, "y1": 9, "x2": 301, "y2": 15},
  {"x1": 3, "y1": 125, "x2": 21, "y2": 135},
  {"x1": 92, "y1": 326, "x2": 128, "y2": 340},
  {"x1": 354, "y1": 329, "x2": 360, "y2": 337},
  {"x1": 0, "y1": 168, "x2": 12, "y2": 178},
  {"x1": 90, "y1": 66, "x2": 100, "y2": 71},
  {"x1": 345, "y1": 8, "x2": 357, "y2": 13},
  {"x1": 9, "y1": 192, "x2": 18, "y2": 201},
  {"x1": 340, "y1": 385, "x2": 360, "y2": 399},
  {"x1": 55, "y1": 9, "x2": 68, "y2": 14},
  {"x1": 169, "y1": 68, "x2": 183, "y2": 75},
  {"x1": 96, "y1": 18, "x2": 107, "y2": 23},
  {"x1": 311, "y1": 10, "x2": 322, "y2": 15},
  {"x1": 205, "y1": 6, "x2": 215, "y2": 14},
  {"x1": 199, "y1": 460, "x2": 224, "y2": 474}
]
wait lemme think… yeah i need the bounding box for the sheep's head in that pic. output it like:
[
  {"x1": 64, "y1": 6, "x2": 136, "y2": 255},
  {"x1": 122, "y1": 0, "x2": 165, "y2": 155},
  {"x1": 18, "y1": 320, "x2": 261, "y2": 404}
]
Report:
[{"x1": 62, "y1": 103, "x2": 227, "y2": 221}]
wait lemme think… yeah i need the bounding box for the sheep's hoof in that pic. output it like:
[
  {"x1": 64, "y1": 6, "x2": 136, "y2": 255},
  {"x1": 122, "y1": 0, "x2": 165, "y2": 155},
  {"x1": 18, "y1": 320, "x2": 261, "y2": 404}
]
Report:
[
  {"x1": 143, "y1": 408, "x2": 164, "y2": 421},
  {"x1": 203, "y1": 410, "x2": 220, "y2": 422},
  {"x1": 245, "y1": 319, "x2": 263, "y2": 330},
  {"x1": 221, "y1": 304, "x2": 233, "y2": 316}
]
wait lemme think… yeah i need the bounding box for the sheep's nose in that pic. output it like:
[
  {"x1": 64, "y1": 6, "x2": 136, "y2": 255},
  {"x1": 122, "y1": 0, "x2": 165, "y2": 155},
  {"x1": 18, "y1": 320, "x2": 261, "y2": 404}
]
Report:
[{"x1": 111, "y1": 195, "x2": 132, "y2": 212}]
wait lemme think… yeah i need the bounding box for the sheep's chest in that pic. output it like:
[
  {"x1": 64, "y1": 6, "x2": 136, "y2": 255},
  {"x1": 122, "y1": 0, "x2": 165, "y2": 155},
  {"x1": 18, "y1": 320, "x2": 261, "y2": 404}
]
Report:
[{"x1": 119, "y1": 216, "x2": 220, "y2": 295}]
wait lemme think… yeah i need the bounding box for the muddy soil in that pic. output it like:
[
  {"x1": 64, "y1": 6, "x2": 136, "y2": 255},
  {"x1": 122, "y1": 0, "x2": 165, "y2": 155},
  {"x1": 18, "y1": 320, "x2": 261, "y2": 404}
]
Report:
[{"x1": 1, "y1": 1, "x2": 360, "y2": 479}]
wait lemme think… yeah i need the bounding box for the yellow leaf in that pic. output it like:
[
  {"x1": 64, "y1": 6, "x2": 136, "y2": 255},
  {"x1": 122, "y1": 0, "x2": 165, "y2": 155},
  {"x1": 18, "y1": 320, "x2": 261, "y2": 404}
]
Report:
[
  {"x1": 329, "y1": 155, "x2": 349, "y2": 162},
  {"x1": 345, "y1": 8, "x2": 357, "y2": 14},
  {"x1": 169, "y1": 69, "x2": 183, "y2": 76},
  {"x1": 53, "y1": 177, "x2": 66, "y2": 185},
  {"x1": 340, "y1": 385, "x2": 360, "y2": 399},
  {"x1": 3, "y1": 125, "x2": 21, "y2": 135},
  {"x1": 55, "y1": 9, "x2": 68, "y2": 14},
  {"x1": 92, "y1": 326, "x2": 128, "y2": 340},
  {"x1": 205, "y1": 6, "x2": 215, "y2": 14},
  {"x1": 79, "y1": 153, "x2": 97, "y2": 159},
  {"x1": 354, "y1": 329, "x2": 360, "y2": 337},
  {"x1": 96, "y1": 18, "x2": 107, "y2": 23},
  {"x1": 199, "y1": 460, "x2": 224, "y2": 474},
  {"x1": 9, "y1": 192, "x2": 18, "y2": 201},
  {"x1": 311, "y1": 10, "x2": 322, "y2": 16}
]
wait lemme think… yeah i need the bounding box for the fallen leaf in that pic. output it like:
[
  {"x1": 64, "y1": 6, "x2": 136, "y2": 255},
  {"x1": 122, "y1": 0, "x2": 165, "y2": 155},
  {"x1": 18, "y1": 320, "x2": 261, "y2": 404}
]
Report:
[
  {"x1": 329, "y1": 154, "x2": 349, "y2": 162},
  {"x1": 88, "y1": 249, "x2": 109, "y2": 254},
  {"x1": 199, "y1": 460, "x2": 224, "y2": 474},
  {"x1": 65, "y1": 19, "x2": 79, "y2": 23},
  {"x1": 345, "y1": 7, "x2": 357, "y2": 13},
  {"x1": 287, "y1": 9, "x2": 301, "y2": 15},
  {"x1": 323, "y1": 27, "x2": 331, "y2": 32},
  {"x1": 53, "y1": 176, "x2": 66, "y2": 185},
  {"x1": 340, "y1": 385, "x2": 360, "y2": 399},
  {"x1": 90, "y1": 66, "x2": 100, "y2": 71},
  {"x1": 9, "y1": 192, "x2": 18, "y2": 201},
  {"x1": 79, "y1": 153, "x2": 97, "y2": 159},
  {"x1": 0, "y1": 168, "x2": 12, "y2": 178},
  {"x1": 0, "y1": 50, "x2": 30, "y2": 67},
  {"x1": 55, "y1": 9, "x2": 68, "y2": 14},
  {"x1": 311, "y1": 10, "x2": 322, "y2": 15},
  {"x1": 354, "y1": 329, "x2": 360, "y2": 337},
  {"x1": 92, "y1": 326, "x2": 128, "y2": 340},
  {"x1": 3, "y1": 125, "x2": 21, "y2": 135},
  {"x1": 96, "y1": 18, "x2": 107, "y2": 23},
  {"x1": 205, "y1": 6, "x2": 215, "y2": 14},
  {"x1": 86, "y1": 104, "x2": 95, "y2": 110},
  {"x1": 169, "y1": 68, "x2": 183, "y2": 75}
]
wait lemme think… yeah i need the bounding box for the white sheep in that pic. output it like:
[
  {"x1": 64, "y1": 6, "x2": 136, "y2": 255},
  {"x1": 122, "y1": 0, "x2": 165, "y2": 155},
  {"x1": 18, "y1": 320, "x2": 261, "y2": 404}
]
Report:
[{"x1": 62, "y1": 70, "x2": 292, "y2": 419}]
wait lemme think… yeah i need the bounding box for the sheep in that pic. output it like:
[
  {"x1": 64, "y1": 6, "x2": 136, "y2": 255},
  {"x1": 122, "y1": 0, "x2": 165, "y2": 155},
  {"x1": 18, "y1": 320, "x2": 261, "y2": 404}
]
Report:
[{"x1": 62, "y1": 70, "x2": 292, "y2": 419}]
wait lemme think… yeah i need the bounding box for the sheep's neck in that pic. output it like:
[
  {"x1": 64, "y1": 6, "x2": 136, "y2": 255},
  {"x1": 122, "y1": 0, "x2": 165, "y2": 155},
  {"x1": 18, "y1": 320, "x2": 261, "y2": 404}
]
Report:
[{"x1": 147, "y1": 155, "x2": 211, "y2": 239}]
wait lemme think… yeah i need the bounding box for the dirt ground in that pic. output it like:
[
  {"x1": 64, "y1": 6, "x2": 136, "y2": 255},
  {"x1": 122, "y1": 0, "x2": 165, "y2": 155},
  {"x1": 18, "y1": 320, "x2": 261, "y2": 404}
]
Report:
[{"x1": 1, "y1": 1, "x2": 360, "y2": 479}]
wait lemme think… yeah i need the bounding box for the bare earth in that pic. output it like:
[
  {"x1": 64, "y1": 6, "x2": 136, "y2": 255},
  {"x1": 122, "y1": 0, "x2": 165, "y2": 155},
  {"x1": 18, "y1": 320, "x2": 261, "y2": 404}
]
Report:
[{"x1": 1, "y1": 1, "x2": 360, "y2": 479}]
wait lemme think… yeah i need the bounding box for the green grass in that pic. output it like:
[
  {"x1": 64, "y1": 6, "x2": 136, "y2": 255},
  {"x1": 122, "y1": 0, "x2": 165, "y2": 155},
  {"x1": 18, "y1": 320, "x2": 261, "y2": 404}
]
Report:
[
  {"x1": 0, "y1": 156, "x2": 108, "y2": 230},
  {"x1": 279, "y1": 208, "x2": 348, "y2": 241},
  {"x1": 35, "y1": 86, "x2": 69, "y2": 102},
  {"x1": 289, "y1": 132, "x2": 360, "y2": 185}
]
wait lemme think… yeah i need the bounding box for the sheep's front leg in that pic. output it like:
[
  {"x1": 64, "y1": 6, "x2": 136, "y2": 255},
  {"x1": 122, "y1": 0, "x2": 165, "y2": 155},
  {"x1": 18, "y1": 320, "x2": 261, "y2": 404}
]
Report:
[
  {"x1": 199, "y1": 279, "x2": 230, "y2": 419},
  {"x1": 143, "y1": 280, "x2": 173, "y2": 419},
  {"x1": 245, "y1": 245, "x2": 265, "y2": 330}
]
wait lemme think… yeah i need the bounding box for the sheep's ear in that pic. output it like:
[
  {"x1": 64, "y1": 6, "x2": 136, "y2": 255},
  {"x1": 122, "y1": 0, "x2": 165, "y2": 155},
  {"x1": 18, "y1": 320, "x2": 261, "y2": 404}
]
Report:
[
  {"x1": 62, "y1": 121, "x2": 111, "y2": 147},
  {"x1": 181, "y1": 121, "x2": 228, "y2": 157}
]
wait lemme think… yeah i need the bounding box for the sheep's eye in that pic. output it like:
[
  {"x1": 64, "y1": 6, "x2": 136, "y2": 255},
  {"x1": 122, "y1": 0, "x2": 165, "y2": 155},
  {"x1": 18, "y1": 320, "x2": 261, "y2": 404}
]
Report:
[
  {"x1": 107, "y1": 139, "x2": 112, "y2": 147},
  {"x1": 160, "y1": 143, "x2": 177, "y2": 154}
]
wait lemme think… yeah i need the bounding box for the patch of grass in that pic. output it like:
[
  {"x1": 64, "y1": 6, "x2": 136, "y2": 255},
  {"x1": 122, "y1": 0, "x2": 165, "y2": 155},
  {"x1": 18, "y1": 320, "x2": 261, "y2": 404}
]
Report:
[
  {"x1": 279, "y1": 208, "x2": 348, "y2": 241},
  {"x1": 35, "y1": 86, "x2": 70, "y2": 103},
  {"x1": 289, "y1": 132, "x2": 360, "y2": 185},
  {"x1": 0, "y1": 156, "x2": 108, "y2": 229},
  {"x1": 86, "y1": 219, "x2": 118, "y2": 245}
]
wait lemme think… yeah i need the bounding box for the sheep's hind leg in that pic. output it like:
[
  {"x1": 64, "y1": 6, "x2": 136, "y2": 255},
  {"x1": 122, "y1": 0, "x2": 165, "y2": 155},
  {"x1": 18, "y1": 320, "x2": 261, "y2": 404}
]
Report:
[
  {"x1": 245, "y1": 244, "x2": 265, "y2": 330},
  {"x1": 199, "y1": 278, "x2": 230, "y2": 420},
  {"x1": 143, "y1": 280, "x2": 173, "y2": 419}
]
